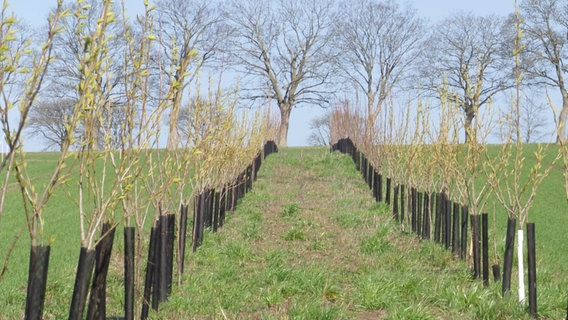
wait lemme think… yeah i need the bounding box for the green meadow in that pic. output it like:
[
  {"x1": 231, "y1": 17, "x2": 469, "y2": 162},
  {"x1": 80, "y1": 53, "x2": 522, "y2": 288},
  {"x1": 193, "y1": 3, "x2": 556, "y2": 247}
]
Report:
[{"x1": 0, "y1": 146, "x2": 566, "y2": 319}]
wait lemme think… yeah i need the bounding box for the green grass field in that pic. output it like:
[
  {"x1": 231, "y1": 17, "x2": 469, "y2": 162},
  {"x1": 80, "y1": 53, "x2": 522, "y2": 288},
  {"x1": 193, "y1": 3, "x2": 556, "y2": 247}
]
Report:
[{"x1": 0, "y1": 147, "x2": 566, "y2": 318}]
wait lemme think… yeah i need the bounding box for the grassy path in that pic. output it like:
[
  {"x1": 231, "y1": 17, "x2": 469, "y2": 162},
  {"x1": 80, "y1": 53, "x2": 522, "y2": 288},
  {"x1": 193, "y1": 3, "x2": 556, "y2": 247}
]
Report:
[{"x1": 149, "y1": 148, "x2": 538, "y2": 319}]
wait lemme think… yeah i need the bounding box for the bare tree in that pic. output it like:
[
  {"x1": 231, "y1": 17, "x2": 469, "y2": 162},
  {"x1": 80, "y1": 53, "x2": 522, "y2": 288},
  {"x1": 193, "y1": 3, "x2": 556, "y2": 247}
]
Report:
[
  {"x1": 26, "y1": 99, "x2": 80, "y2": 151},
  {"x1": 45, "y1": 0, "x2": 126, "y2": 149},
  {"x1": 0, "y1": 19, "x2": 38, "y2": 166},
  {"x1": 520, "y1": 0, "x2": 568, "y2": 142},
  {"x1": 307, "y1": 112, "x2": 330, "y2": 146},
  {"x1": 420, "y1": 12, "x2": 512, "y2": 142},
  {"x1": 334, "y1": 0, "x2": 424, "y2": 139},
  {"x1": 521, "y1": 96, "x2": 549, "y2": 142},
  {"x1": 48, "y1": 0, "x2": 126, "y2": 96},
  {"x1": 176, "y1": 96, "x2": 225, "y2": 146},
  {"x1": 0, "y1": 1, "x2": 65, "y2": 292},
  {"x1": 154, "y1": 0, "x2": 226, "y2": 148},
  {"x1": 498, "y1": 94, "x2": 550, "y2": 143},
  {"x1": 223, "y1": 0, "x2": 336, "y2": 146}
]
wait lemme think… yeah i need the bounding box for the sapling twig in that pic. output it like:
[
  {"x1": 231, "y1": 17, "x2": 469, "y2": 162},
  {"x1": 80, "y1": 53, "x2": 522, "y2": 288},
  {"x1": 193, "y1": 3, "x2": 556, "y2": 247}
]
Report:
[
  {"x1": 7, "y1": 0, "x2": 68, "y2": 247},
  {"x1": 484, "y1": 2, "x2": 558, "y2": 303}
]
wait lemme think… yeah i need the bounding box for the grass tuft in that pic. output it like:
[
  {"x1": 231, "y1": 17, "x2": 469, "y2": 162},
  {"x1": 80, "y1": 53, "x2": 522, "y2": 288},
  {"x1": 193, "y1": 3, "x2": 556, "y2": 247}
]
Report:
[
  {"x1": 284, "y1": 226, "x2": 307, "y2": 241},
  {"x1": 360, "y1": 223, "x2": 391, "y2": 255},
  {"x1": 281, "y1": 202, "x2": 300, "y2": 218}
]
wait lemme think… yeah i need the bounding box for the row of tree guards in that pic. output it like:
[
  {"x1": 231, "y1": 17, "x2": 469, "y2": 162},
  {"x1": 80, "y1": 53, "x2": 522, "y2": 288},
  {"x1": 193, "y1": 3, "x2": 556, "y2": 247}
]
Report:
[
  {"x1": 25, "y1": 141, "x2": 278, "y2": 320},
  {"x1": 191, "y1": 139, "x2": 278, "y2": 252},
  {"x1": 332, "y1": 137, "x2": 539, "y2": 318}
]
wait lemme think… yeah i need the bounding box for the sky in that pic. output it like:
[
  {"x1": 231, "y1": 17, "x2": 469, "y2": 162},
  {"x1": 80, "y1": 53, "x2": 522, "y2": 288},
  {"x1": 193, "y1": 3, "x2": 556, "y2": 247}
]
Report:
[{"x1": 7, "y1": 0, "x2": 515, "y2": 150}]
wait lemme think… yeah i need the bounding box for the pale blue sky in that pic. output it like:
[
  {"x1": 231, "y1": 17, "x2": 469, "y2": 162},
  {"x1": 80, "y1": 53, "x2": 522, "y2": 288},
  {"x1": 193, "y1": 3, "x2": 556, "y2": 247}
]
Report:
[
  {"x1": 410, "y1": 0, "x2": 513, "y2": 20},
  {"x1": 8, "y1": 0, "x2": 515, "y2": 149}
]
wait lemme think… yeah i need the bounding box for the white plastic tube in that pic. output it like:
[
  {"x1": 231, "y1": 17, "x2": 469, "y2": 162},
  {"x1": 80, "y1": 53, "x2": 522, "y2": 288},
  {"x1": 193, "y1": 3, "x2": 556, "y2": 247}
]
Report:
[{"x1": 517, "y1": 229, "x2": 525, "y2": 303}]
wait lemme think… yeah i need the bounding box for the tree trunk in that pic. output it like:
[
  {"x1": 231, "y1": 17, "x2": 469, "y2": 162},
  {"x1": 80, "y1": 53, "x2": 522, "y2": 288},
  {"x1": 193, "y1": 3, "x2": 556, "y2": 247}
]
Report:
[
  {"x1": 166, "y1": 58, "x2": 190, "y2": 149},
  {"x1": 167, "y1": 92, "x2": 182, "y2": 149},
  {"x1": 366, "y1": 93, "x2": 375, "y2": 140},
  {"x1": 464, "y1": 110, "x2": 475, "y2": 143},
  {"x1": 557, "y1": 95, "x2": 568, "y2": 143},
  {"x1": 278, "y1": 104, "x2": 292, "y2": 146}
]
